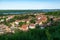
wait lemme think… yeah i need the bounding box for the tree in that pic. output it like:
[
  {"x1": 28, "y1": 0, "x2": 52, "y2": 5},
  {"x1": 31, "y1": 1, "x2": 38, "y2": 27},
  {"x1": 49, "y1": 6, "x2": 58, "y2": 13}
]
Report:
[
  {"x1": 19, "y1": 22, "x2": 26, "y2": 27},
  {"x1": 30, "y1": 19, "x2": 36, "y2": 24},
  {"x1": 35, "y1": 24, "x2": 40, "y2": 28}
]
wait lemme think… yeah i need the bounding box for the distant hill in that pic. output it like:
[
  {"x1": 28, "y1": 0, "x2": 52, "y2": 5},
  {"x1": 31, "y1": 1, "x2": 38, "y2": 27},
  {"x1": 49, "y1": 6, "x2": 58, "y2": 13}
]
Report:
[{"x1": 0, "y1": 9, "x2": 60, "y2": 14}]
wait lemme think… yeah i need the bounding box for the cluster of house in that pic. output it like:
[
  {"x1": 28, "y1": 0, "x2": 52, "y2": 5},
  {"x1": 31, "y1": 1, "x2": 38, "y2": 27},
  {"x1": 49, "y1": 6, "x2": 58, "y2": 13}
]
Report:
[
  {"x1": 0, "y1": 15, "x2": 14, "y2": 23},
  {"x1": 0, "y1": 14, "x2": 49, "y2": 34},
  {"x1": 10, "y1": 14, "x2": 48, "y2": 31},
  {"x1": 0, "y1": 24, "x2": 11, "y2": 34}
]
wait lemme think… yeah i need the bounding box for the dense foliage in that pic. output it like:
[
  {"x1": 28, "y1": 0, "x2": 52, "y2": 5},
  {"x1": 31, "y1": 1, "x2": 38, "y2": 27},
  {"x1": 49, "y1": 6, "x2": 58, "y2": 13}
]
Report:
[
  {"x1": 0, "y1": 10, "x2": 43, "y2": 14},
  {"x1": 45, "y1": 11, "x2": 60, "y2": 16},
  {"x1": 0, "y1": 21, "x2": 60, "y2": 40}
]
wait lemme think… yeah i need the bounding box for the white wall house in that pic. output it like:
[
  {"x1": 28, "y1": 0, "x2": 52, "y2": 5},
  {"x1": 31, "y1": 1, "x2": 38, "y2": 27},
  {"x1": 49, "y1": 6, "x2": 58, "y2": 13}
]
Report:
[{"x1": 29, "y1": 24, "x2": 35, "y2": 29}]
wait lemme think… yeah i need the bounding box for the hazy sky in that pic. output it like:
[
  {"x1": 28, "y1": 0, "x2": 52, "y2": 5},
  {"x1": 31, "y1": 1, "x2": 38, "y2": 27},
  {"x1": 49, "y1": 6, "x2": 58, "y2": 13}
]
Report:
[{"x1": 0, "y1": 0, "x2": 60, "y2": 10}]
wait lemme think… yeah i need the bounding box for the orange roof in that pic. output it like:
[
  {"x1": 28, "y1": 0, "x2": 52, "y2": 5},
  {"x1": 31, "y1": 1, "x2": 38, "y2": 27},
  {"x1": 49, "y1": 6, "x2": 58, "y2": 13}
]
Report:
[
  {"x1": 36, "y1": 15, "x2": 47, "y2": 22},
  {"x1": 21, "y1": 24, "x2": 28, "y2": 30},
  {"x1": 42, "y1": 17, "x2": 47, "y2": 20}
]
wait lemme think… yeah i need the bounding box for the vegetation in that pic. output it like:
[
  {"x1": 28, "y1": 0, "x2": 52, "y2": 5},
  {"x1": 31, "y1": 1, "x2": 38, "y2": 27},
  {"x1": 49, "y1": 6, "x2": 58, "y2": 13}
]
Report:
[
  {"x1": 0, "y1": 20, "x2": 60, "y2": 40},
  {"x1": 45, "y1": 11, "x2": 60, "y2": 16},
  {"x1": 0, "y1": 23, "x2": 60, "y2": 40},
  {"x1": 30, "y1": 19, "x2": 36, "y2": 24},
  {"x1": 19, "y1": 22, "x2": 26, "y2": 27},
  {"x1": 0, "y1": 10, "x2": 43, "y2": 13}
]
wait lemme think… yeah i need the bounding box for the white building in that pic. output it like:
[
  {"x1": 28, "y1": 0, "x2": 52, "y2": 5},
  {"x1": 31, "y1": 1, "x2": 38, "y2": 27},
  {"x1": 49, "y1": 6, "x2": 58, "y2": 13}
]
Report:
[{"x1": 29, "y1": 24, "x2": 35, "y2": 29}]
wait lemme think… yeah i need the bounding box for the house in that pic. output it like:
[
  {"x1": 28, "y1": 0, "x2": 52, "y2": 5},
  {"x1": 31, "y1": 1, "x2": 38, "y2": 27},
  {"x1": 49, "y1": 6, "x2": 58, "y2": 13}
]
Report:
[
  {"x1": 2, "y1": 16, "x2": 5, "y2": 18},
  {"x1": 48, "y1": 15, "x2": 54, "y2": 18},
  {"x1": 36, "y1": 14, "x2": 47, "y2": 22},
  {"x1": 53, "y1": 18, "x2": 57, "y2": 21},
  {"x1": 15, "y1": 20, "x2": 20, "y2": 25},
  {"x1": 0, "y1": 19, "x2": 4, "y2": 22},
  {"x1": 36, "y1": 15, "x2": 41, "y2": 20},
  {"x1": 25, "y1": 19, "x2": 30, "y2": 24},
  {"x1": 19, "y1": 24, "x2": 28, "y2": 31},
  {"x1": 0, "y1": 24, "x2": 6, "y2": 29},
  {"x1": 5, "y1": 27, "x2": 11, "y2": 33},
  {"x1": 34, "y1": 14, "x2": 37, "y2": 15},
  {"x1": 10, "y1": 26, "x2": 17, "y2": 33},
  {"x1": 40, "y1": 24, "x2": 47, "y2": 29},
  {"x1": 36, "y1": 20, "x2": 43, "y2": 25},
  {"x1": 6, "y1": 15, "x2": 14, "y2": 21},
  {"x1": 0, "y1": 24, "x2": 11, "y2": 34},
  {"x1": 53, "y1": 17, "x2": 60, "y2": 21},
  {"x1": 21, "y1": 20, "x2": 25, "y2": 22},
  {"x1": 36, "y1": 14, "x2": 47, "y2": 25},
  {"x1": 29, "y1": 24, "x2": 35, "y2": 29},
  {"x1": 41, "y1": 16, "x2": 47, "y2": 23},
  {"x1": 10, "y1": 22, "x2": 15, "y2": 27}
]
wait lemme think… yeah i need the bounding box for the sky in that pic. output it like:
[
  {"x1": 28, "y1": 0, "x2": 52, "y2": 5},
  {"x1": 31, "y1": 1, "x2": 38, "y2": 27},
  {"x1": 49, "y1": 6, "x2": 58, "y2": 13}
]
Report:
[{"x1": 0, "y1": 0, "x2": 60, "y2": 10}]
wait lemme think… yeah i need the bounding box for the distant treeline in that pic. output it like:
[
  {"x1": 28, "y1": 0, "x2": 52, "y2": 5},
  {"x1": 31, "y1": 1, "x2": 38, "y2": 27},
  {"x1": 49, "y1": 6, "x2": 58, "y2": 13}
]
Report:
[
  {"x1": 0, "y1": 10, "x2": 43, "y2": 13},
  {"x1": 45, "y1": 10, "x2": 60, "y2": 16},
  {"x1": 0, "y1": 10, "x2": 44, "y2": 16},
  {"x1": 0, "y1": 9, "x2": 60, "y2": 13},
  {"x1": 0, "y1": 9, "x2": 60, "y2": 16}
]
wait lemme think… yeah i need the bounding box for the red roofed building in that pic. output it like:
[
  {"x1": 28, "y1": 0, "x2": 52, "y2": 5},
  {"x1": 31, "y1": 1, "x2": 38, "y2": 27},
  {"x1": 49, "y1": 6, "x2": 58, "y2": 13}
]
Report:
[
  {"x1": 36, "y1": 14, "x2": 47, "y2": 25},
  {"x1": 36, "y1": 20, "x2": 43, "y2": 25},
  {"x1": 19, "y1": 24, "x2": 28, "y2": 31},
  {"x1": 41, "y1": 16, "x2": 47, "y2": 22},
  {"x1": 6, "y1": 15, "x2": 14, "y2": 21}
]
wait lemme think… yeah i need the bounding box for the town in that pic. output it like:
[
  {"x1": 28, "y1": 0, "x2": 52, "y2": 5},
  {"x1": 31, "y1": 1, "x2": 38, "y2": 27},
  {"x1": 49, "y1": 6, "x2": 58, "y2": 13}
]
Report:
[
  {"x1": 0, "y1": 10, "x2": 60, "y2": 40},
  {"x1": 0, "y1": 0, "x2": 60, "y2": 40},
  {"x1": 0, "y1": 13, "x2": 60, "y2": 34}
]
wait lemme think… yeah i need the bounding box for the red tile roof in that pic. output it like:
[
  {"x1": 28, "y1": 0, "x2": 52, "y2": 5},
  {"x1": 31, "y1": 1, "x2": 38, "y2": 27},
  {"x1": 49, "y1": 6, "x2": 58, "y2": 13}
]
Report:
[
  {"x1": 36, "y1": 15, "x2": 47, "y2": 22},
  {"x1": 21, "y1": 24, "x2": 28, "y2": 31}
]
